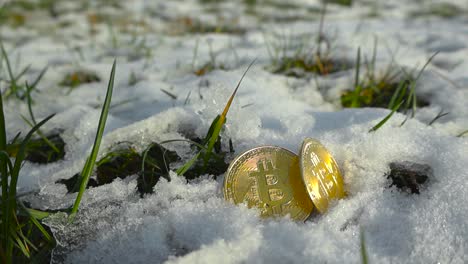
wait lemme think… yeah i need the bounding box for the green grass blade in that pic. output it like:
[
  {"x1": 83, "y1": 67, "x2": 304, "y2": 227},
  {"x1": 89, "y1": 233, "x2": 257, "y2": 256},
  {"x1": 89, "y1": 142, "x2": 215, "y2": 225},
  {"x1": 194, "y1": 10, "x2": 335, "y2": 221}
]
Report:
[
  {"x1": 202, "y1": 115, "x2": 221, "y2": 146},
  {"x1": 10, "y1": 114, "x2": 55, "y2": 198},
  {"x1": 161, "y1": 88, "x2": 177, "y2": 100},
  {"x1": 0, "y1": 85, "x2": 7, "y2": 149},
  {"x1": 29, "y1": 217, "x2": 52, "y2": 243},
  {"x1": 371, "y1": 37, "x2": 378, "y2": 75},
  {"x1": 428, "y1": 110, "x2": 449, "y2": 126},
  {"x1": 18, "y1": 233, "x2": 38, "y2": 253},
  {"x1": 202, "y1": 60, "x2": 255, "y2": 167},
  {"x1": 354, "y1": 47, "x2": 361, "y2": 89},
  {"x1": 143, "y1": 139, "x2": 217, "y2": 176},
  {"x1": 20, "y1": 114, "x2": 60, "y2": 153},
  {"x1": 457, "y1": 129, "x2": 468, "y2": 137},
  {"x1": 176, "y1": 61, "x2": 255, "y2": 176},
  {"x1": 0, "y1": 151, "x2": 14, "y2": 172},
  {"x1": 11, "y1": 232, "x2": 30, "y2": 259},
  {"x1": 369, "y1": 100, "x2": 404, "y2": 132},
  {"x1": 0, "y1": 84, "x2": 8, "y2": 151},
  {"x1": 16, "y1": 200, "x2": 51, "y2": 233},
  {"x1": 411, "y1": 91, "x2": 417, "y2": 118},
  {"x1": 402, "y1": 52, "x2": 439, "y2": 122},
  {"x1": 176, "y1": 152, "x2": 201, "y2": 176},
  {"x1": 0, "y1": 85, "x2": 10, "y2": 260},
  {"x1": 13, "y1": 65, "x2": 31, "y2": 84},
  {"x1": 414, "y1": 52, "x2": 439, "y2": 83},
  {"x1": 70, "y1": 60, "x2": 116, "y2": 217},
  {"x1": 141, "y1": 150, "x2": 161, "y2": 174},
  {"x1": 25, "y1": 83, "x2": 37, "y2": 125},
  {"x1": 29, "y1": 67, "x2": 48, "y2": 91},
  {"x1": 350, "y1": 47, "x2": 361, "y2": 108},
  {"x1": 1, "y1": 43, "x2": 17, "y2": 96},
  {"x1": 1, "y1": 109, "x2": 53, "y2": 262},
  {"x1": 387, "y1": 80, "x2": 407, "y2": 109},
  {"x1": 24, "y1": 208, "x2": 50, "y2": 221},
  {"x1": 191, "y1": 37, "x2": 200, "y2": 70},
  {"x1": 360, "y1": 228, "x2": 369, "y2": 264}
]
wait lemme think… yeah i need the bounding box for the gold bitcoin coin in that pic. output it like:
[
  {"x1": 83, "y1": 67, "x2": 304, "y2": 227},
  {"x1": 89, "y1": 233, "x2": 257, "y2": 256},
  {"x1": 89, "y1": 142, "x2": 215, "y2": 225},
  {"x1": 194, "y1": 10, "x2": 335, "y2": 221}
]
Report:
[
  {"x1": 300, "y1": 138, "x2": 345, "y2": 214},
  {"x1": 224, "y1": 146, "x2": 313, "y2": 221}
]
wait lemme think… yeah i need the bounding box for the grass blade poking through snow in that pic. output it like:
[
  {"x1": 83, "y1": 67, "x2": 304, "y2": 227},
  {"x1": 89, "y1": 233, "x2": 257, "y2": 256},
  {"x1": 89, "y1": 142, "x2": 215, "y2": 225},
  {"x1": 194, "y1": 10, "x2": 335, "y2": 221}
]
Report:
[
  {"x1": 177, "y1": 60, "x2": 256, "y2": 176},
  {"x1": 350, "y1": 47, "x2": 361, "y2": 108},
  {"x1": 400, "y1": 52, "x2": 439, "y2": 126},
  {"x1": 457, "y1": 129, "x2": 468, "y2": 137},
  {"x1": 70, "y1": 60, "x2": 116, "y2": 218},
  {"x1": 369, "y1": 100, "x2": 405, "y2": 132},
  {"x1": 0, "y1": 106, "x2": 54, "y2": 262},
  {"x1": 0, "y1": 82, "x2": 10, "y2": 261},
  {"x1": 360, "y1": 228, "x2": 369, "y2": 264}
]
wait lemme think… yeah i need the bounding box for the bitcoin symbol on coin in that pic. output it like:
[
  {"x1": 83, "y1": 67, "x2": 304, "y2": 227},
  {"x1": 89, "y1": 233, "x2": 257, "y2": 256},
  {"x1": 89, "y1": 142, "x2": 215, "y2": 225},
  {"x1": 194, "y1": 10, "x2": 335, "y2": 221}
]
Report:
[
  {"x1": 300, "y1": 138, "x2": 345, "y2": 213},
  {"x1": 224, "y1": 146, "x2": 313, "y2": 221},
  {"x1": 249, "y1": 158, "x2": 292, "y2": 215},
  {"x1": 309, "y1": 152, "x2": 340, "y2": 199}
]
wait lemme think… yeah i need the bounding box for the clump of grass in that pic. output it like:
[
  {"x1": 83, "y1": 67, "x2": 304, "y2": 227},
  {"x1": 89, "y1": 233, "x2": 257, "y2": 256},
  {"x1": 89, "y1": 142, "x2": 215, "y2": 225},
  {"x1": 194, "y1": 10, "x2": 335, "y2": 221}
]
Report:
[
  {"x1": 266, "y1": 29, "x2": 344, "y2": 77},
  {"x1": 58, "y1": 142, "x2": 181, "y2": 196},
  {"x1": 138, "y1": 143, "x2": 181, "y2": 194},
  {"x1": 0, "y1": 1, "x2": 33, "y2": 27},
  {"x1": 341, "y1": 47, "x2": 431, "y2": 109},
  {"x1": 193, "y1": 62, "x2": 229, "y2": 76},
  {"x1": 0, "y1": 10, "x2": 26, "y2": 27},
  {"x1": 191, "y1": 38, "x2": 231, "y2": 76},
  {"x1": 0, "y1": 88, "x2": 56, "y2": 262},
  {"x1": 244, "y1": 0, "x2": 257, "y2": 7},
  {"x1": 94, "y1": 144, "x2": 142, "y2": 185},
  {"x1": 59, "y1": 70, "x2": 100, "y2": 89},
  {"x1": 341, "y1": 48, "x2": 411, "y2": 108},
  {"x1": 98, "y1": 142, "x2": 180, "y2": 195},
  {"x1": 266, "y1": 3, "x2": 351, "y2": 78},
  {"x1": 0, "y1": 0, "x2": 58, "y2": 27},
  {"x1": 270, "y1": 55, "x2": 350, "y2": 78},
  {"x1": 177, "y1": 133, "x2": 232, "y2": 180},
  {"x1": 60, "y1": 60, "x2": 249, "y2": 204},
  {"x1": 170, "y1": 16, "x2": 246, "y2": 35},
  {"x1": 341, "y1": 46, "x2": 438, "y2": 132},
  {"x1": 14, "y1": 81, "x2": 65, "y2": 164},
  {"x1": 325, "y1": 0, "x2": 352, "y2": 7},
  {"x1": 0, "y1": 43, "x2": 48, "y2": 101},
  {"x1": 341, "y1": 76, "x2": 424, "y2": 109},
  {"x1": 365, "y1": 51, "x2": 438, "y2": 132},
  {"x1": 176, "y1": 61, "x2": 254, "y2": 178}
]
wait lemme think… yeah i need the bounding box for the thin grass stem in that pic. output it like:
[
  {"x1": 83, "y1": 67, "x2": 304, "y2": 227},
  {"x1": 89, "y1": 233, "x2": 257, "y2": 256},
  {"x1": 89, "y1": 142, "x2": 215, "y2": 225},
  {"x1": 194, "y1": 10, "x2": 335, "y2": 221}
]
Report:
[{"x1": 70, "y1": 60, "x2": 116, "y2": 217}]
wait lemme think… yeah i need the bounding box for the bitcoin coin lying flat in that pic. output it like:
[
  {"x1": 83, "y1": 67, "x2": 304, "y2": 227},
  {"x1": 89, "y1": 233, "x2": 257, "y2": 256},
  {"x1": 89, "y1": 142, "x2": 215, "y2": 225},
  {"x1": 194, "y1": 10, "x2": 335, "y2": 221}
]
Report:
[
  {"x1": 300, "y1": 138, "x2": 345, "y2": 214},
  {"x1": 224, "y1": 146, "x2": 313, "y2": 221}
]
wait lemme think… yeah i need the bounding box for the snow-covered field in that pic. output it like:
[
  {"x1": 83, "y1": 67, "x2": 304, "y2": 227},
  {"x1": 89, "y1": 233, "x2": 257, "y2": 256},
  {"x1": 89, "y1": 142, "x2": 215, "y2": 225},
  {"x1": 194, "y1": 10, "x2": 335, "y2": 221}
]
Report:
[{"x1": 1, "y1": 0, "x2": 468, "y2": 263}]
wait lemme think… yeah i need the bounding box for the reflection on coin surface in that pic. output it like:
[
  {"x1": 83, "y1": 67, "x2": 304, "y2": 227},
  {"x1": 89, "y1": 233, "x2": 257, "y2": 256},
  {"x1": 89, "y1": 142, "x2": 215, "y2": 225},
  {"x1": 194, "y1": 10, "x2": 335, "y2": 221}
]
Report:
[
  {"x1": 300, "y1": 138, "x2": 345, "y2": 214},
  {"x1": 224, "y1": 146, "x2": 313, "y2": 221}
]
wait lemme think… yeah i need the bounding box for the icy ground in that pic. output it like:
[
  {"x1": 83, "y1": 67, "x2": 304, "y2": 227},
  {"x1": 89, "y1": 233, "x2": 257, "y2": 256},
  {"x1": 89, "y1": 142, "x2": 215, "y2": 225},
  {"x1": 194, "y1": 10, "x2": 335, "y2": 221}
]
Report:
[{"x1": 1, "y1": 0, "x2": 468, "y2": 263}]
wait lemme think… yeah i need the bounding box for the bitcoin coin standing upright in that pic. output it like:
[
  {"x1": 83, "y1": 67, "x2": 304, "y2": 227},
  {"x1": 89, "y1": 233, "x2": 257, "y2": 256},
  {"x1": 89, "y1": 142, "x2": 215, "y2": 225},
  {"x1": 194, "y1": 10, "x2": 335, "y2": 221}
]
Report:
[
  {"x1": 300, "y1": 138, "x2": 345, "y2": 214},
  {"x1": 224, "y1": 146, "x2": 313, "y2": 221}
]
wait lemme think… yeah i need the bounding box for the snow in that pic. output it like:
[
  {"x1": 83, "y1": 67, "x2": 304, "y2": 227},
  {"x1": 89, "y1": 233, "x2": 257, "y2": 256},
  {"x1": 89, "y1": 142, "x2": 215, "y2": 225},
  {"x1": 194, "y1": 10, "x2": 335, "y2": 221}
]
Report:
[{"x1": 1, "y1": 0, "x2": 468, "y2": 263}]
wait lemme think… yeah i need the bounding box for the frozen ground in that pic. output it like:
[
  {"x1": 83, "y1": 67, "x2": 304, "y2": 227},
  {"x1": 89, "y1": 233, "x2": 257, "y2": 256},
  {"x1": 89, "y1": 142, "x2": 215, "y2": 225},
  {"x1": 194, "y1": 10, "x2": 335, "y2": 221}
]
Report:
[{"x1": 1, "y1": 0, "x2": 468, "y2": 263}]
